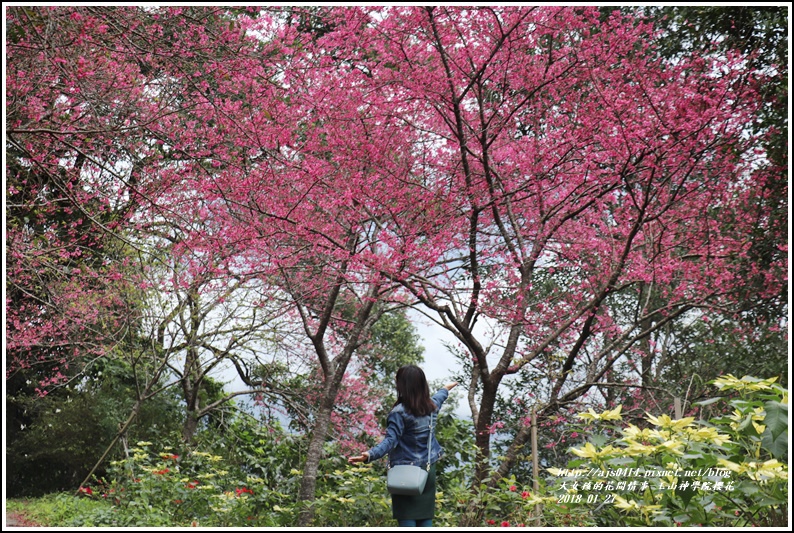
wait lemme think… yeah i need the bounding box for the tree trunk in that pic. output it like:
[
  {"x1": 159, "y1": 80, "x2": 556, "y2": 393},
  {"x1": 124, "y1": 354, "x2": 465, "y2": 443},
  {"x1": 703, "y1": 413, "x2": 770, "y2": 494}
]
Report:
[
  {"x1": 182, "y1": 411, "x2": 199, "y2": 443},
  {"x1": 461, "y1": 377, "x2": 499, "y2": 526},
  {"x1": 638, "y1": 282, "x2": 656, "y2": 388},
  {"x1": 181, "y1": 375, "x2": 200, "y2": 443},
  {"x1": 295, "y1": 276, "x2": 380, "y2": 526},
  {"x1": 473, "y1": 380, "x2": 497, "y2": 485},
  {"x1": 297, "y1": 382, "x2": 337, "y2": 526}
]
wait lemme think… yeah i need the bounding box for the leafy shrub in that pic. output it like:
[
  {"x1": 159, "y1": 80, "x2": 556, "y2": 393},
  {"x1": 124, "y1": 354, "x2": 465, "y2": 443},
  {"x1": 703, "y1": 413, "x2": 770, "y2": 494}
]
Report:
[
  {"x1": 547, "y1": 375, "x2": 788, "y2": 527},
  {"x1": 18, "y1": 377, "x2": 785, "y2": 528},
  {"x1": 435, "y1": 476, "x2": 596, "y2": 527},
  {"x1": 70, "y1": 416, "x2": 305, "y2": 527},
  {"x1": 306, "y1": 463, "x2": 393, "y2": 527},
  {"x1": 7, "y1": 493, "x2": 110, "y2": 527}
]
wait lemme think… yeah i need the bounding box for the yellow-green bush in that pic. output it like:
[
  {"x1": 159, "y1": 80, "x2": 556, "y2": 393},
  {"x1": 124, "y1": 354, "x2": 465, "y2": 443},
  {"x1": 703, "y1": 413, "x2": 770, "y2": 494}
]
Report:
[{"x1": 547, "y1": 375, "x2": 787, "y2": 527}]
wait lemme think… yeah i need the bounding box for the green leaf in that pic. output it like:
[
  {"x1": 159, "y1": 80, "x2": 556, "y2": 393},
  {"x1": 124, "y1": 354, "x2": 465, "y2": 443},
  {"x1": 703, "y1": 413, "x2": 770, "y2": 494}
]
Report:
[
  {"x1": 675, "y1": 482, "x2": 698, "y2": 509},
  {"x1": 694, "y1": 396, "x2": 723, "y2": 407},
  {"x1": 589, "y1": 433, "x2": 609, "y2": 447},
  {"x1": 682, "y1": 452, "x2": 705, "y2": 461},
  {"x1": 762, "y1": 401, "x2": 788, "y2": 440},
  {"x1": 761, "y1": 426, "x2": 788, "y2": 459},
  {"x1": 729, "y1": 399, "x2": 754, "y2": 411},
  {"x1": 606, "y1": 456, "x2": 634, "y2": 467},
  {"x1": 736, "y1": 414, "x2": 754, "y2": 434},
  {"x1": 735, "y1": 480, "x2": 760, "y2": 497},
  {"x1": 755, "y1": 494, "x2": 787, "y2": 507}
]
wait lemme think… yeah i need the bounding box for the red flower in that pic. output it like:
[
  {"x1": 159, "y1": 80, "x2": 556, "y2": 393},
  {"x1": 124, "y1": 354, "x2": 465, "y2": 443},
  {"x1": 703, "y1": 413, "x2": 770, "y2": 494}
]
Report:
[
  {"x1": 235, "y1": 487, "x2": 254, "y2": 496},
  {"x1": 78, "y1": 486, "x2": 93, "y2": 495},
  {"x1": 186, "y1": 480, "x2": 200, "y2": 489},
  {"x1": 521, "y1": 491, "x2": 530, "y2": 499},
  {"x1": 154, "y1": 468, "x2": 170, "y2": 475},
  {"x1": 509, "y1": 485, "x2": 517, "y2": 492},
  {"x1": 501, "y1": 521, "x2": 510, "y2": 527},
  {"x1": 487, "y1": 520, "x2": 496, "y2": 525}
]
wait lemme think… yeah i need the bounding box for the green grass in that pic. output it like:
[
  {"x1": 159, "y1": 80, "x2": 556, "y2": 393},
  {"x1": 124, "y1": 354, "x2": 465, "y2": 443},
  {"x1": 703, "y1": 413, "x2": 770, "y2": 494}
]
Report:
[{"x1": 7, "y1": 493, "x2": 112, "y2": 527}]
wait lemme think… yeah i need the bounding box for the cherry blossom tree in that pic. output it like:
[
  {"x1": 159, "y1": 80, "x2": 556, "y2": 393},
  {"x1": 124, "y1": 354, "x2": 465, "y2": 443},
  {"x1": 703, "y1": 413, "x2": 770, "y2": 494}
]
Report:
[
  {"x1": 6, "y1": 7, "x2": 420, "y2": 518},
  {"x1": 7, "y1": 7, "x2": 783, "y2": 524},
  {"x1": 288, "y1": 7, "x2": 779, "y2": 503},
  {"x1": 6, "y1": 6, "x2": 162, "y2": 389},
  {"x1": 171, "y1": 11, "x2": 443, "y2": 519}
]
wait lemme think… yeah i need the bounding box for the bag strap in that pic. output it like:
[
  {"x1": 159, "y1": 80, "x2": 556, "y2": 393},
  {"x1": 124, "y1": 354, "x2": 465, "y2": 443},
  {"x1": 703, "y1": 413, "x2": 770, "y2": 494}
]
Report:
[{"x1": 426, "y1": 411, "x2": 435, "y2": 471}]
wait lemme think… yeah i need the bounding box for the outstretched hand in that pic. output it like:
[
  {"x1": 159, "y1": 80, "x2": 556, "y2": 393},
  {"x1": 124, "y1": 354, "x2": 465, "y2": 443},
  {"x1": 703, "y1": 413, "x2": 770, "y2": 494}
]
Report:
[
  {"x1": 444, "y1": 382, "x2": 459, "y2": 391},
  {"x1": 347, "y1": 452, "x2": 369, "y2": 465}
]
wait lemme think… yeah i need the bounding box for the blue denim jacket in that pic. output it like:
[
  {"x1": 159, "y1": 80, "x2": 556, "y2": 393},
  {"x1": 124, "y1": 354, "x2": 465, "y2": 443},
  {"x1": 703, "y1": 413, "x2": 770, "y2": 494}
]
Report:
[{"x1": 366, "y1": 388, "x2": 449, "y2": 468}]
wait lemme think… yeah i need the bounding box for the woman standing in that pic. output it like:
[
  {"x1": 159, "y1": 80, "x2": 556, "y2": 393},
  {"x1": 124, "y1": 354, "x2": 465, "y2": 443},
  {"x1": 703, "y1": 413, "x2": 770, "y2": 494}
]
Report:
[{"x1": 348, "y1": 365, "x2": 458, "y2": 527}]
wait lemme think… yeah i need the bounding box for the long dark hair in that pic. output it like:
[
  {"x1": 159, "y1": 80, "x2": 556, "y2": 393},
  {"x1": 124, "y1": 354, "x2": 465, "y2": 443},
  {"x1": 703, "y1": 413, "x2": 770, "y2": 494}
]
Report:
[{"x1": 394, "y1": 365, "x2": 437, "y2": 417}]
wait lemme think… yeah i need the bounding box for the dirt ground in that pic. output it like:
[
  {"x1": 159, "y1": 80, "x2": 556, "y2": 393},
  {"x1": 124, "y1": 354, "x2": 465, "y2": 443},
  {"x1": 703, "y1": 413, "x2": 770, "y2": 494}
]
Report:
[{"x1": 6, "y1": 510, "x2": 41, "y2": 527}]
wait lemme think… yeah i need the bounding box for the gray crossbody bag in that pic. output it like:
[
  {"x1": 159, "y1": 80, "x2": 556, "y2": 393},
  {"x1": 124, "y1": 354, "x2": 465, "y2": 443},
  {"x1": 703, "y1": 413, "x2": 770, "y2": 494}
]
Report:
[{"x1": 386, "y1": 412, "x2": 434, "y2": 496}]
